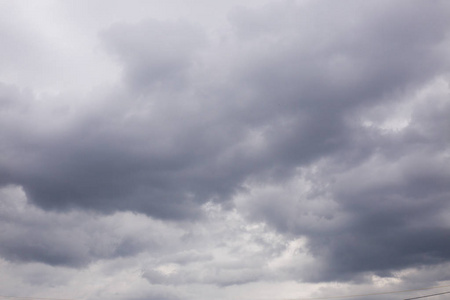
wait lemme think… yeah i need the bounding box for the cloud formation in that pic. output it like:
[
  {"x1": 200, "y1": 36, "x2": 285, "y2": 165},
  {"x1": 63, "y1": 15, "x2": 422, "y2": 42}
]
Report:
[{"x1": 1, "y1": 0, "x2": 450, "y2": 299}]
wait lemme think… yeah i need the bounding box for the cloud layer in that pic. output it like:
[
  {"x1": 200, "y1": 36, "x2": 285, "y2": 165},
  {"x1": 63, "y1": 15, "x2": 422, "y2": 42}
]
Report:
[{"x1": 1, "y1": 1, "x2": 450, "y2": 299}]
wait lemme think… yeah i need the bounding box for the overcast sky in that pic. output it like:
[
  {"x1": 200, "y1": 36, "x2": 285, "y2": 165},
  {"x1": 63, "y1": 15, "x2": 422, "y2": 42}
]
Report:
[{"x1": 1, "y1": 1, "x2": 450, "y2": 300}]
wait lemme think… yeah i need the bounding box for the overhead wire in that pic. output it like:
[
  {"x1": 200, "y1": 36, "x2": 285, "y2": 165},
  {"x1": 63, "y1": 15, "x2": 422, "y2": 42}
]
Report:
[
  {"x1": 288, "y1": 283, "x2": 450, "y2": 300},
  {"x1": 404, "y1": 291, "x2": 450, "y2": 300},
  {"x1": 0, "y1": 283, "x2": 450, "y2": 300}
]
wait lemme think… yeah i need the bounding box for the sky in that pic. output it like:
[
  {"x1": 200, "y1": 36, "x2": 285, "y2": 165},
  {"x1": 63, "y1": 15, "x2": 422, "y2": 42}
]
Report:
[{"x1": 1, "y1": 1, "x2": 450, "y2": 300}]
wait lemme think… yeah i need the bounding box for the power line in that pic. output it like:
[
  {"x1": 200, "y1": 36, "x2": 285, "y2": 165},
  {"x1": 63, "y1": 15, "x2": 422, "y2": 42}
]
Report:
[
  {"x1": 0, "y1": 284, "x2": 449, "y2": 300},
  {"x1": 404, "y1": 291, "x2": 450, "y2": 300},
  {"x1": 289, "y1": 284, "x2": 450, "y2": 300}
]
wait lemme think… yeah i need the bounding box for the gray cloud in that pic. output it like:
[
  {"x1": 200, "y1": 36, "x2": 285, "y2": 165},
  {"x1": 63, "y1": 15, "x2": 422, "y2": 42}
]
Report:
[
  {"x1": 1, "y1": 0, "x2": 448, "y2": 222},
  {"x1": 102, "y1": 19, "x2": 207, "y2": 92},
  {"x1": 0, "y1": 185, "x2": 186, "y2": 267},
  {"x1": 240, "y1": 79, "x2": 450, "y2": 282},
  {"x1": 1, "y1": 0, "x2": 450, "y2": 294}
]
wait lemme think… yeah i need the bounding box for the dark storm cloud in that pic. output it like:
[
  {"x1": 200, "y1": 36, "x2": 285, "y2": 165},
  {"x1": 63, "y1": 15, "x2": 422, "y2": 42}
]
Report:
[
  {"x1": 0, "y1": 185, "x2": 189, "y2": 267},
  {"x1": 225, "y1": 0, "x2": 450, "y2": 283},
  {"x1": 312, "y1": 125, "x2": 450, "y2": 280},
  {"x1": 1, "y1": 0, "x2": 450, "y2": 284},
  {"x1": 243, "y1": 86, "x2": 450, "y2": 282}
]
